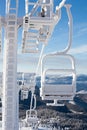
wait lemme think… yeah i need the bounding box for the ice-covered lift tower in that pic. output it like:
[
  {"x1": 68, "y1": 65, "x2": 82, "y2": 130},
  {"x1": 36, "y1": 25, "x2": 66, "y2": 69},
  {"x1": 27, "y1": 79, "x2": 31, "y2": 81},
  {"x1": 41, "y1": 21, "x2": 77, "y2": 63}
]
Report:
[{"x1": 2, "y1": 0, "x2": 19, "y2": 130}]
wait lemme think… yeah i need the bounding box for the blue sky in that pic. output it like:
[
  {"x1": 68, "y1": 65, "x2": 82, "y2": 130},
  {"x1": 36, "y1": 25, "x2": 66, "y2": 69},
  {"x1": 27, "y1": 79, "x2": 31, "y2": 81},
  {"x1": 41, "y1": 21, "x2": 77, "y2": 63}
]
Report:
[{"x1": 0, "y1": 0, "x2": 87, "y2": 74}]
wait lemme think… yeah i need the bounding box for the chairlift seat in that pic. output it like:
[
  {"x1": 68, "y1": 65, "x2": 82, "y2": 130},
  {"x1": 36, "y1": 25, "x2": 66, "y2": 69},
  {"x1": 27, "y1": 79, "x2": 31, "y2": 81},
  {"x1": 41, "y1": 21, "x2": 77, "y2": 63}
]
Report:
[
  {"x1": 40, "y1": 54, "x2": 76, "y2": 102},
  {"x1": 26, "y1": 110, "x2": 38, "y2": 123},
  {"x1": 40, "y1": 69, "x2": 76, "y2": 101},
  {"x1": 29, "y1": 17, "x2": 55, "y2": 26}
]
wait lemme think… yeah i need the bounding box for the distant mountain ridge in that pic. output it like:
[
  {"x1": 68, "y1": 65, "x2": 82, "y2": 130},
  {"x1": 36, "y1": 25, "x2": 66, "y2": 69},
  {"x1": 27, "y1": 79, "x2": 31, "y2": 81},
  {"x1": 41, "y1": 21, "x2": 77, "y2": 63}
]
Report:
[{"x1": 0, "y1": 73, "x2": 87, "y2": 92}]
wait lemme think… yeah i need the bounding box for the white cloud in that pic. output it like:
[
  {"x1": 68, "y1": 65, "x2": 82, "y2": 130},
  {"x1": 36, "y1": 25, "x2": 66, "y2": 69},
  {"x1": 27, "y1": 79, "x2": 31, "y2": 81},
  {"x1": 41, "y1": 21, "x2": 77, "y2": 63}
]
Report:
[
  {"x1": 77, "y1": 27, "x2": 87, "y2": 37},
  {"x1": 74, "y1": 23, "x2": 87, "y2": 37},
  {"x1": 69, "y1": 44, "x2": 87, "y2": 55}
]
